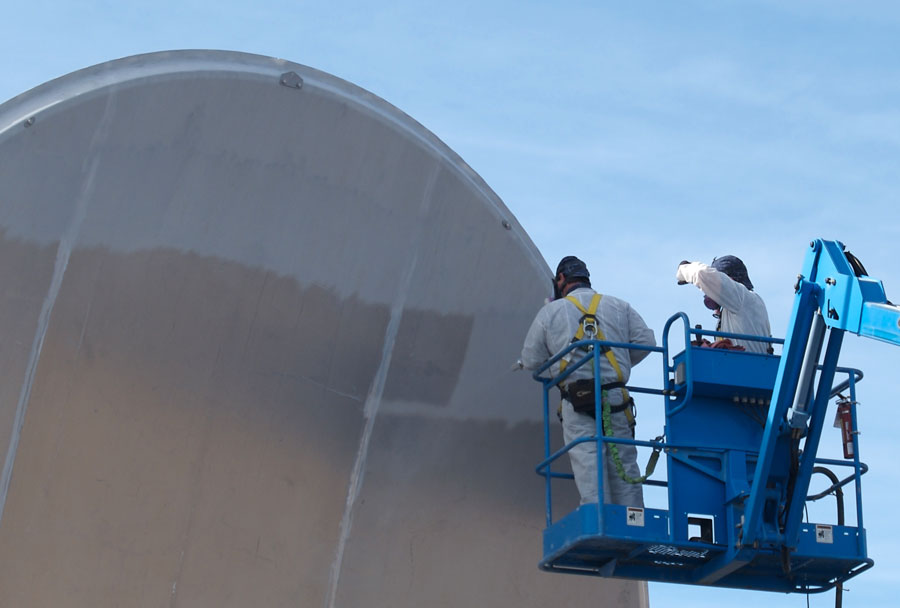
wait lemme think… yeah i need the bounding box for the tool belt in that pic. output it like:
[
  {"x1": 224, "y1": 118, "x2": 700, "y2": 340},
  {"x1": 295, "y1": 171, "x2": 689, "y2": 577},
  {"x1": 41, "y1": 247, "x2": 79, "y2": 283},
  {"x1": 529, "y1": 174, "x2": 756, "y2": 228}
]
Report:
[{"x1": 559, "y1": 379, "x2": 628, "y2": 417}]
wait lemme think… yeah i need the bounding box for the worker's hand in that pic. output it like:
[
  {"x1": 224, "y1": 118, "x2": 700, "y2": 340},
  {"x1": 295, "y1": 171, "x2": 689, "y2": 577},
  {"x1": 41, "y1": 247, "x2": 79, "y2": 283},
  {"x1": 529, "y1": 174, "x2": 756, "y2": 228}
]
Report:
[{"x1": 676, "y1": 260, "x2": 692, "y2": 285}]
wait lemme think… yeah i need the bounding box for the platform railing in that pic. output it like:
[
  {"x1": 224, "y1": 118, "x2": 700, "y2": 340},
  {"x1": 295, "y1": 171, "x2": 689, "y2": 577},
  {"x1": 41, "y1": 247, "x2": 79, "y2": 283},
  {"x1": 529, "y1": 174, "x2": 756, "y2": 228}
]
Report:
[
  {"x1": 533, "y1": 312, "x2": 869, "y2": 539},
  {"x1": 532, "y1": 337, "x2": 664, "y2": 527},
  {"x1": 661, "y1": 312, "x2": 785, "y2": 416}
]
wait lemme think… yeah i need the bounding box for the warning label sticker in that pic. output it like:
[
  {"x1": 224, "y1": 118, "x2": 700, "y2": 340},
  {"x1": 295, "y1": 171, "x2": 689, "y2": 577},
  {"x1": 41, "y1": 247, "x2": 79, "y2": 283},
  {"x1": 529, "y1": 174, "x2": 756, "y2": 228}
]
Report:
[
  {"x1": 627, "y1": 507, "x2": 645, "y2": 527},
  {"x1": 815, "y1": 524, "x2": 834, "y2": 544}
]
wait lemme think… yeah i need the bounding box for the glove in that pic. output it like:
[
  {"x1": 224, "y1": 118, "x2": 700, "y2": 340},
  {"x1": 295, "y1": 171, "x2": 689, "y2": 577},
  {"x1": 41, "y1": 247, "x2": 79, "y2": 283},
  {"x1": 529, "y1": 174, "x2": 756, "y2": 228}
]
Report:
[{"x1": 676, "y1": 260, "x2": 692, "y2": 285}]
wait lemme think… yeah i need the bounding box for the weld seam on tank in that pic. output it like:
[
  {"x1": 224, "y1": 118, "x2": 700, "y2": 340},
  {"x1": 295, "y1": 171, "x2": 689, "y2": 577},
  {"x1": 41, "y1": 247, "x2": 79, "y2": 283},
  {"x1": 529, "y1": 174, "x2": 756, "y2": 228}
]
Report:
[
  {"x1": 324, "y1": 164, "x2": 440, "y2": 608},
  {"x1": 0, "y1": 92, "x2": 115, "y2": 525}
]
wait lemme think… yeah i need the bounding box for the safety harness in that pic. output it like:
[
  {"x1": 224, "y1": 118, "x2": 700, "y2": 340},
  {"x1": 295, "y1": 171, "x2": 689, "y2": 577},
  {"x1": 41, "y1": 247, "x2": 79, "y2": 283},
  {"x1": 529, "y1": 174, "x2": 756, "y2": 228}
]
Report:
[
  {"x1": 560, "y1": 294, "x2": 631, "y2": 417},
  {"x1": 560, "y1": 294, "x2": 661, "y2": 486}
]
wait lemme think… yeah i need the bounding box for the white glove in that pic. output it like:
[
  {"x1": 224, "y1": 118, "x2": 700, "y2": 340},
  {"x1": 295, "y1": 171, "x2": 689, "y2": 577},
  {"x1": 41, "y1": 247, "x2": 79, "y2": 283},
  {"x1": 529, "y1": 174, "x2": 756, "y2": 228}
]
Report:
[{"x1": 676, "y1": 261, "x2": 694, "y2": 285}]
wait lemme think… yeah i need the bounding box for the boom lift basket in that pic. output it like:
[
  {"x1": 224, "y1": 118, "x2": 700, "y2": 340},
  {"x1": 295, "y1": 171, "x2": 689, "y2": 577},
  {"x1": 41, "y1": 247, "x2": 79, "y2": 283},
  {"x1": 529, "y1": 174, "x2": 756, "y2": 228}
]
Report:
[{"x1": 533, "y1": 240, "x2": 900, "y2": 593}]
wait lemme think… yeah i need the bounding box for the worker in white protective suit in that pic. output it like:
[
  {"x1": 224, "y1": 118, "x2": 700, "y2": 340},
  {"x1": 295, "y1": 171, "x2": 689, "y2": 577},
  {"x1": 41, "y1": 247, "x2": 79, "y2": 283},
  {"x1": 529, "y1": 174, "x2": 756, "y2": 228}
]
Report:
[
  {"x1": 676, "y1": 255, "x2": 772, "y2": 354},
  {"x1": 521, "y1": 256, "x2": 656, "y2": 507}
]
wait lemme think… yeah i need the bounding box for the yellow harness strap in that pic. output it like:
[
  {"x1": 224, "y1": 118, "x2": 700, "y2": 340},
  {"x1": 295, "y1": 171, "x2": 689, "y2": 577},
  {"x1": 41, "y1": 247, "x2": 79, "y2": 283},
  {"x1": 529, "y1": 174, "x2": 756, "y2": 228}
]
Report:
[
  {"x1": 561, "y1": 294, "x2": 625, "y2": 384},
  {"x1": 561, "y1": 294, "x2": 633, "y2": 424},
  {"x1": 561, "y1": 295, "x2": 649, "y2": 486}
]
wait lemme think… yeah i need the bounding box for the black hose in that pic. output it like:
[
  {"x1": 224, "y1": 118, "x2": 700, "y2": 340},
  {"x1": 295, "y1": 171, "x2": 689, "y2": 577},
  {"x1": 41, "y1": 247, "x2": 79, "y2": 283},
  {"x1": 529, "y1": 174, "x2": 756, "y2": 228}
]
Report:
[
  {"x1": 810, "y1": 466, "x2": 844, "y2": 608},
  {"x1": 780, "y1": 437, "x2": 802, "y2": 533}
]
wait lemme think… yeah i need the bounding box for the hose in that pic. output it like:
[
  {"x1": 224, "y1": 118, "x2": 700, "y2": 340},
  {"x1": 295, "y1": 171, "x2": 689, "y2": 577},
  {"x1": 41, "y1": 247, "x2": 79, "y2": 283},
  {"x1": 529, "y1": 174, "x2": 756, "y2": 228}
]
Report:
[{"x1": 810, "y1": 466, "x2": 844, "y2": 608}]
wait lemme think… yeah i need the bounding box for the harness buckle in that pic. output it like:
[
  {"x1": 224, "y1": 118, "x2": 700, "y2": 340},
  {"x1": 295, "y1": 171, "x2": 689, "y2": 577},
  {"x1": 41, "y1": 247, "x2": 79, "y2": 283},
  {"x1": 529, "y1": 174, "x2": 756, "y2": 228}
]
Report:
[{"x1": 580, "y1": 314, "x2": 598, "y2": 340}]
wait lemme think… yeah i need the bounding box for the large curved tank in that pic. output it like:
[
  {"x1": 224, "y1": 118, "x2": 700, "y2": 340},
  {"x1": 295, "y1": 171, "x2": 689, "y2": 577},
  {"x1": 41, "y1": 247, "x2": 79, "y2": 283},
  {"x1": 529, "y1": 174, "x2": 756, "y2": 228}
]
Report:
[{"x1": 0, "y1": 51, "x2": 645, "y2": 607}]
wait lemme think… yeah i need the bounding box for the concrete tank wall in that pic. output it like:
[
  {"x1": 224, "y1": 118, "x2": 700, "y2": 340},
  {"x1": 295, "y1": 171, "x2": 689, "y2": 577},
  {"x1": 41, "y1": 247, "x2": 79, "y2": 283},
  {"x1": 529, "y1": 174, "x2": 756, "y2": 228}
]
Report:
[{"x1": 0, "y1": 50, "x2": 645, "y2": 607}]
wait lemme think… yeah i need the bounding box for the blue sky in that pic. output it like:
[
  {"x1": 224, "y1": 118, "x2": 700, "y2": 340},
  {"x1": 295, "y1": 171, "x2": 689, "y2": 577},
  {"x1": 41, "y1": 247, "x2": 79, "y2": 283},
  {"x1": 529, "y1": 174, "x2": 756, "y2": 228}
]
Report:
[{"x1": 2, "y1": 1, "x2": 898, "y2": 606}]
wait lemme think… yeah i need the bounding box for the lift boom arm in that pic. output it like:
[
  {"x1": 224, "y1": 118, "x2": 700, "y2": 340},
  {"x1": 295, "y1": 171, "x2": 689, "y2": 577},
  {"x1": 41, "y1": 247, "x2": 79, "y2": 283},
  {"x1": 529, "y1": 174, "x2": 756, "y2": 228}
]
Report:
[{"x1": 738, "y1": 239, "x2": 899, "y2": 558}]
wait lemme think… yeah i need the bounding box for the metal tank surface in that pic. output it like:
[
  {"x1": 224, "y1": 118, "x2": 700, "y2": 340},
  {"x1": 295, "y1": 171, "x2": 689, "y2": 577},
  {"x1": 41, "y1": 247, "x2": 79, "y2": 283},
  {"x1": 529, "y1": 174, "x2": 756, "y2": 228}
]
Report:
[{"x1": 0, "y1": 51, "x2": 646, "y2": 607}]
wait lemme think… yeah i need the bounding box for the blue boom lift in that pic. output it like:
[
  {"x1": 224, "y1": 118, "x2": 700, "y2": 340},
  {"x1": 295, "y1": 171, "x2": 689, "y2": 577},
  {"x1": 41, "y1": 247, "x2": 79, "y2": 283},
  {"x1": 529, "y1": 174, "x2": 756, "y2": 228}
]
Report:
[{"x1": 532, "y1": 239, "x2": 900, "y2": 593}]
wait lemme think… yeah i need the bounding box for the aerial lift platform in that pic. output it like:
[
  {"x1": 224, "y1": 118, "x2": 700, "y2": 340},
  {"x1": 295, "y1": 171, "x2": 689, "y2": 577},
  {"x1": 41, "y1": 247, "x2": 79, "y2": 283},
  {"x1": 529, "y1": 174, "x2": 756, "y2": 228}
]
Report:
[{"x1": 532, "y1": 239, "x2": 899, "y2": 594}]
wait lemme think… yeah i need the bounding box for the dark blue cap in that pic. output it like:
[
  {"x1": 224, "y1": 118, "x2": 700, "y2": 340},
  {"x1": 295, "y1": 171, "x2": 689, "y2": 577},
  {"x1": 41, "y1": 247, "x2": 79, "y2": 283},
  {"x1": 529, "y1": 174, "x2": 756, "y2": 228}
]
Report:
[
  {"x1": 712, "y1": 255, "x2": 753, "y2": 290},
  {"x1": 556, "y1": 256, "x2": 590, "y2": 281}
]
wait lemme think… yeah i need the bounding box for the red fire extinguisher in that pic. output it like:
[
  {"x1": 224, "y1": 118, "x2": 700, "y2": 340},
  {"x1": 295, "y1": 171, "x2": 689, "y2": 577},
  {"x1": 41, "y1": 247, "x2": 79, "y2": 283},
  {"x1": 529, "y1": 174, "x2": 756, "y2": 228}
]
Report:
[{"x1": 836, "y1": 398, "x2": 855, "y2": 459}]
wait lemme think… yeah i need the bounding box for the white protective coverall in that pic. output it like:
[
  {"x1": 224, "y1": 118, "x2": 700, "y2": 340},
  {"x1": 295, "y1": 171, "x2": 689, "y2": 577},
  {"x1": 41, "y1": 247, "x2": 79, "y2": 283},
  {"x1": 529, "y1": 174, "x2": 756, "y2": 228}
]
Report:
[
  {"x1": 676, "y1": 262, "x2": 772, "y2": 354},
  {"x1": 521, "y1": 287, "x2": 656, "y2": 507}
]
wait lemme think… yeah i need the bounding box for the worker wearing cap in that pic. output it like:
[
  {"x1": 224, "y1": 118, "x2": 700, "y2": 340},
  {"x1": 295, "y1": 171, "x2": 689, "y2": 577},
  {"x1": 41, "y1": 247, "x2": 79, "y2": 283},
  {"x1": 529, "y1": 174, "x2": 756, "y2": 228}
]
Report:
[
  {"x1": 676, "y1": 255, "x2": 772, "y2": 354},
  {"x1": 521, "y1": 256, "x2": 655, "y2": 507}
]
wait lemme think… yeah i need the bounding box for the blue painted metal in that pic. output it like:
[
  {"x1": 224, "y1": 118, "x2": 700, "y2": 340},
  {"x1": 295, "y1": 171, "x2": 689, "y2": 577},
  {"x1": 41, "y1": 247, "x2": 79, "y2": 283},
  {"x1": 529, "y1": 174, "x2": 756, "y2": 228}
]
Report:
[{"x1": 532, "y1": 239, "x2": 899, "y2": 593}]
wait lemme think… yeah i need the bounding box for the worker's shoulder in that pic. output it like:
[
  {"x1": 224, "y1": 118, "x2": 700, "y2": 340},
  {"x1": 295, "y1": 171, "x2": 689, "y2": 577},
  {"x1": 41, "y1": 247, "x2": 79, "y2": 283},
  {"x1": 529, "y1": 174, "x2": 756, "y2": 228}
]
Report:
[
  {"x1": 596, "y1": 293, "x2": 651, "y2": 322},
  {"x1": 561, "y1": 288, "x2": 633, "y2": 308},
  {"x1": 541, "y1": 296, "x2": 575, "y2": 315},
  {"x1": 595, "y1": 292, "x2": 635, "y2": 309},
  {"x1": 539, "y1": 289, "x2": 596, "y2": 316},
  {"x1": 534, "y1": 297, "x2": 566, "y2": 319},
  {"x1": 559, "y1": 288, "x2": 601, "y2": 308},
  {"x1": 745, "y1": 289, "x2": 769, "y2": 310}
]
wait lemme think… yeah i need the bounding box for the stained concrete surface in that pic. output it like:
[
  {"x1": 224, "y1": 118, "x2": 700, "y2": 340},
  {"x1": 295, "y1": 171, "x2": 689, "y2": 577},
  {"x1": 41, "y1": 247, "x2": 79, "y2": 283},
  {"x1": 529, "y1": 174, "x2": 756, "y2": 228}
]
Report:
[{"x1": 0, "y1": 51, "x2": 647, "y2": 607}]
